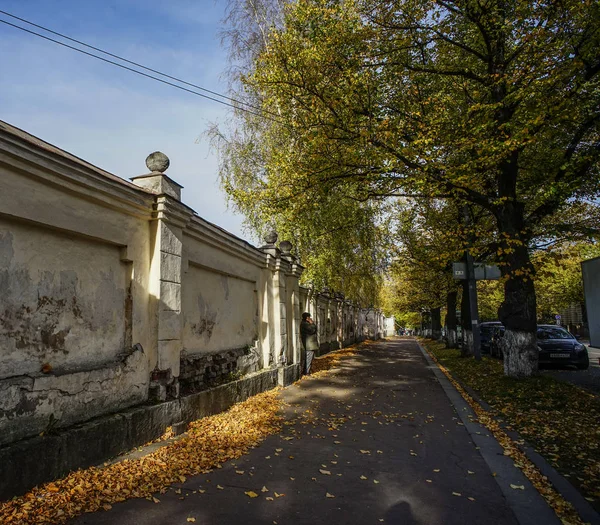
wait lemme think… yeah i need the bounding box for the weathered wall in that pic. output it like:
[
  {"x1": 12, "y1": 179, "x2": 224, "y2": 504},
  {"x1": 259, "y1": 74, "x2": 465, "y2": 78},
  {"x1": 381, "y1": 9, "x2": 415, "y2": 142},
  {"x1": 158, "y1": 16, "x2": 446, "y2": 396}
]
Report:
[
  {"x1": 298, "y1": 287, "x2": 385, "y2": 356},
  {"x1": 0, "y1": 120, "x2": 385, "y2": 495},
  {"x1": 0, "y1": 122, "x2": 155, "y2": 443},
  {"x1": 182, "y1": 265, "x2": 257, "y2": 355},
  {"x1": 0, "y1": 218, "x2": 129, "y2": 376}
]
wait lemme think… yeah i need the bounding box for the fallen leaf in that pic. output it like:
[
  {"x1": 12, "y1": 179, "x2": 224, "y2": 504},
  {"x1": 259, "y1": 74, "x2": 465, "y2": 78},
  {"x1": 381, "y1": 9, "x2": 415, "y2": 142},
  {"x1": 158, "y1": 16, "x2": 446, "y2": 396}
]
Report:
[
  {"x1": 426, "y1": 479, "x2": 432, "y2": 483},
  {"x1": 360, "y1": 475, "x2": 367, "y2": 480},
  {"x1": 217, "y1": 485, "x2": 224, "y2": 490},
  {"x1": 452, "y1": 492, "x2": 462, "y2": 497},
  {"x1": 326, "y1": 493, "x2": 335, "y2": 498},
  {"x1": 187, "y1": 518, "x2": 196, "y2": 523},
  {"x1": 261, "y1": 486, "x2": 269, "y2": 492},
  {"x1": 319, "y1": 469, "x2": 331, "y2": 475},
  {"x1": 433, "y1": 469, "x2": 440, "y2": 473},
  {"x1": 152, "y1": 497, "x2": 160, "y2": 503},
  {"x1": 245, "y1": 491, "x2": 259, "y2": 498},
  {"x1": 266, "y1": 497, "x2": 274, "y2": 501},
  {"x1": 360, "y1": 450, "x2": 371, "y2": 454},
  {"x1": 468, "y1": 497, "x2": 475, "y2": 501},
  {"x1": 373, "y1": 480, "x2": 380, "y2": 484},
  {"x1": 236, "y1": 470, "x2": 245, "y2": 475},
  {"x1": 274, "y1": 492, "x2": 285, "y2": 498},
  {"x1": 510, "y1": 484, "x2": 525, "y2": 490},
  {"x1": 467, "y1": 470, "x2": 474, "y2": 475}
]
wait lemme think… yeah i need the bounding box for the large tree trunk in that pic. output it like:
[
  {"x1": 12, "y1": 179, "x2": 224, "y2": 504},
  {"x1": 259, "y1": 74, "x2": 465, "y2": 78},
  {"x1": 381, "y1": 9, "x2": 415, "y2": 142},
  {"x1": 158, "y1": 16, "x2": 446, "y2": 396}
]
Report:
[
  {"x1": 431, "y1": 307, "x2": 442, "y2": 340},
  {"x1": 460, "y1": 281, "x2": 472, "y2": 356},
  {"x1": 445, "y1": 291, "x2": 458, "y2": 348},
  {"x1": 497, "y1": 204, "x2": 538, "y2": 377}
]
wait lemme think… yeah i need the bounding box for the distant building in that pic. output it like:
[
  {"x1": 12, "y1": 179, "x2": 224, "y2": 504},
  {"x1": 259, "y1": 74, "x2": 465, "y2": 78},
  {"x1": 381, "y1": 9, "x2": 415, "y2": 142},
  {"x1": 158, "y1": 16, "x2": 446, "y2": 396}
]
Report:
[{"x1": 582, "y1": 256, "x2": 600, "y2": 348}]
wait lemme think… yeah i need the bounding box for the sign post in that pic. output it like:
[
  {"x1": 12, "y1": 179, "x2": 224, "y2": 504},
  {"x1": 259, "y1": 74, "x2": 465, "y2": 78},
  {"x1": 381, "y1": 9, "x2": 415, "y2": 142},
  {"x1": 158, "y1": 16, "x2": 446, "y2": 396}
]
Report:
[{"x1": 465, "y1": 251, "x2": 481, "y2": 361}]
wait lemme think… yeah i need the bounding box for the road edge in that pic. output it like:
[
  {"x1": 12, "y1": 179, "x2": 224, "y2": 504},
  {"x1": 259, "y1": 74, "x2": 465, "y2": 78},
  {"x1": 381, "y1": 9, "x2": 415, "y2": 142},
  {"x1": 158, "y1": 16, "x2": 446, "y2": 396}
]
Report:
[{"x1": 415, "y1": 340, "x2": 561, "y2": 525}]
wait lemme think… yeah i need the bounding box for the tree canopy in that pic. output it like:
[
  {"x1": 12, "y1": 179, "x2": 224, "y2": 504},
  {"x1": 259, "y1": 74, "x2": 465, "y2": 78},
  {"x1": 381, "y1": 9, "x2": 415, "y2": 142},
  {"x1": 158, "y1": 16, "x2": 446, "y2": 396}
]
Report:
[{"x1": 217, "y1": 0, "x2": 600, "y2": 376}]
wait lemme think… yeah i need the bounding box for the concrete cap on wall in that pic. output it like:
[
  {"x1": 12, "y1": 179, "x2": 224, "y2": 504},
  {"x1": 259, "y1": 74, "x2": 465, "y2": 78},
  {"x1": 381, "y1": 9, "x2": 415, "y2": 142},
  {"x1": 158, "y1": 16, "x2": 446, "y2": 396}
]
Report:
[{"x1": 130, "y1": 152, "x2": 183, "y2": 200}]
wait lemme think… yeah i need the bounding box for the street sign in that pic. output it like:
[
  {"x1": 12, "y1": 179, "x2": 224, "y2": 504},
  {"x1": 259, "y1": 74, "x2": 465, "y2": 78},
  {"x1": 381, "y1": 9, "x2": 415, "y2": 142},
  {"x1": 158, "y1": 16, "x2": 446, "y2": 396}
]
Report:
[
  {"x1": 452, "y1": 262, "x2": 501, "y2": 280},
  {"x1": 555, "y1": 314, "x2": 561, "y2": 320}
]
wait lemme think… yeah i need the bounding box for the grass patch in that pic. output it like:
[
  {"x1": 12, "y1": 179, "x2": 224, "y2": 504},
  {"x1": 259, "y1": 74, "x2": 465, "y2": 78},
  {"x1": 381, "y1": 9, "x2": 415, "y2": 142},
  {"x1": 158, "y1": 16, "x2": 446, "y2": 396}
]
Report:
[{"x1": 422, "y1": 340, "x2": 600, "y2": 509}]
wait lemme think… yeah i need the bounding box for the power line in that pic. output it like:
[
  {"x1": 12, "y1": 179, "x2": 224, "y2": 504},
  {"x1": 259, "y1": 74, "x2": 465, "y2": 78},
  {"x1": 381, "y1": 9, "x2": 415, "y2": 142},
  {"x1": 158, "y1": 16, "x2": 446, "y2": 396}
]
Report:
[
  {"x1": 0, "y1": 9, "x2": 265, "y2": 112},
  {"x1": 0, "y1": 12, "x2": 280, "y2": 123}
]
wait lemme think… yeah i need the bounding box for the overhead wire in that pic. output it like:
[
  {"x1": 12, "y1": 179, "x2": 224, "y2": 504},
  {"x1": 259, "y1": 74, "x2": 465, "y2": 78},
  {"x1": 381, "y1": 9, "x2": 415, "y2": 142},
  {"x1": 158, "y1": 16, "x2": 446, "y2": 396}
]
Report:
[{"x1": 0, "y1": 11, "x2": 281, "y2": 123}]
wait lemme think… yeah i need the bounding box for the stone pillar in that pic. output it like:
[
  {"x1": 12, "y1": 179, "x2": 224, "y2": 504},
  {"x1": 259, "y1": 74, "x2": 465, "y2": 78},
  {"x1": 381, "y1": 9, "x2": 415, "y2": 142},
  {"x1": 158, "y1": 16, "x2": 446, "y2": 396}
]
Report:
[
  {"x1": 280, "y1": 240, "x2": 303, "y2": 366},
  {"x1": 132, "y1": 152, "x2": 189, "y2": 401},
  {"x1": 335, "y1": 293, "x2": 344, "y2": 348},
  {"x1": 261, "y1": 232, "x2": 287, "y2": 366}
]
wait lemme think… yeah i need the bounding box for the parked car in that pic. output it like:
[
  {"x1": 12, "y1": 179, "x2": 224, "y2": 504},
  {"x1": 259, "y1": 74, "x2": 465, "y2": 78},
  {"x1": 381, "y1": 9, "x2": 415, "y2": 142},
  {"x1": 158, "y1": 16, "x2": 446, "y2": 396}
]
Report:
[
  {"x1": 490, "y1": 325, "x2": 505, "y2": 358},
  {"x1": 537, "y1": 325, "x2": 589, "y2": 370},
  {"x1": 480, "y1": 321, "x2": 503, "y2": 354}
]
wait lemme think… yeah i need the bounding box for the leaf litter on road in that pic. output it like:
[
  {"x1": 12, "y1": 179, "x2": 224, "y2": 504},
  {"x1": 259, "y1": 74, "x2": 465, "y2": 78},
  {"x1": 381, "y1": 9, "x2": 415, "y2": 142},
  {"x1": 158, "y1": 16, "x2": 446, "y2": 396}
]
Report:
[
  {"x1": 1, "y1": 343, "x2": 364, "y2": 525},
  {"x1": 422, "y1": 340, "x2": 591, "y2": 525}
]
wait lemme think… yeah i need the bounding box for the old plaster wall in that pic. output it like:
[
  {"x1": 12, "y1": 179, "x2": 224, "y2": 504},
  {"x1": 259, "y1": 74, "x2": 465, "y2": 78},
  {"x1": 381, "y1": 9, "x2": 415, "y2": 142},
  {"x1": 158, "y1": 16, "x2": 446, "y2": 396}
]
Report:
[
  {"x1": 176, "y1": 224, "x2": 266, "y2": 393},
  {"x1": 0, "y1": 217, "x2": 128, "y2": 377},
  {"x1": 298, "y1": 287, "x2": 384, "y2": 356},
  {"x1": 0, "y1": 124, "x2": 154, "y2": 444},
  {"x1": 0, "y1": 120, "x2": 385, "y2": 460},
  {"x1": 182, "y1": 264, "x2": 257, "y2": 355}
]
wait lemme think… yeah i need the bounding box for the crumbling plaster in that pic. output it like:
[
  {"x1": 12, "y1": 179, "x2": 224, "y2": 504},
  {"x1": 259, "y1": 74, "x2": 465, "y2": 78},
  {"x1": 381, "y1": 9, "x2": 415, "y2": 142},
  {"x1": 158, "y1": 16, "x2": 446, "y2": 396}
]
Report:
[{"x1": 0, "y1": 120, "x2": 385, "y2": 452}]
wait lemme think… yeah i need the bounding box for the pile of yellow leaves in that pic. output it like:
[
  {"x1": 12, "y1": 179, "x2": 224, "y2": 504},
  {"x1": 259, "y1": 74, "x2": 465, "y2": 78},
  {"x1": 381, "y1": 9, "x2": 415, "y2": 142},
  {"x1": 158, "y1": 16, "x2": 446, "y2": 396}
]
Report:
[
  {"x1": 1, "y1": 344, "x2": 363, "y2": 525},
  {"x1": 421, "y1": 340, "x2": 593, "y2": 525},
  {"x1": 310, "y1": 345, "x2": 359, "y2": 376},
  {"x1": 0, "y1": 389, "x2": 284, "y2": 525}
]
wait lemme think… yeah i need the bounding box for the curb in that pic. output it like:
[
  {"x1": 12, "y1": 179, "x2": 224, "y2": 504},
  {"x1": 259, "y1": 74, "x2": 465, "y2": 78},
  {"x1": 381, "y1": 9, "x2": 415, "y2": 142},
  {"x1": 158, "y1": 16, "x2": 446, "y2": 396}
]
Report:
[
  {"x1": 415, "y1": 341, "x2": 561, "y2": 525},
  {"x1": 460, "y1": 369, "x2": 600, "y2": 525},
  {"x1": 417, "y1": 341, "x2": 600, "y2": 525}
]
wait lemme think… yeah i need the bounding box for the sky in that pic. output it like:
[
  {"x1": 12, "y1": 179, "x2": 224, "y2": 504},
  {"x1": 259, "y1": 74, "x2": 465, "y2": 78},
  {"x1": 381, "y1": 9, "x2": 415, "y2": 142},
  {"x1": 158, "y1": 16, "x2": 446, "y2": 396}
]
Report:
[{"x1": 0, "y1": 0, "x2": 254, "y2": 242}]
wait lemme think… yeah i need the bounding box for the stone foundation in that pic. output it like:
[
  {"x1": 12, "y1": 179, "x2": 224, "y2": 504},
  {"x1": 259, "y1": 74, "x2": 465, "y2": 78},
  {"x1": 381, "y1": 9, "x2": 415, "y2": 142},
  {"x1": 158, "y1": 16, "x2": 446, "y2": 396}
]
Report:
[
  {"x1": 179, "y1": 346, "x2": 261, "y2": 395},
  {"x1": 0, "y1": 346, "x2": 148, "y2": 446},
  {"x1": 0, "y1": 365, "x2": 292, "y2": 500}
]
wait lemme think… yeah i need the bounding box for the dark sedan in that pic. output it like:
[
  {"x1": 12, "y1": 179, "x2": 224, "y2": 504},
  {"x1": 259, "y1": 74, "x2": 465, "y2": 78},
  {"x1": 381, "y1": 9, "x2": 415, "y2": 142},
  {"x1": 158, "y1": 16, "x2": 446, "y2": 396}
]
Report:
[
  {"x1": 537, "y1": 325, "x2": 589, "y2": 370},
  {"x1": 480, "y1": 321, "x2": 503, "y2": 354}
]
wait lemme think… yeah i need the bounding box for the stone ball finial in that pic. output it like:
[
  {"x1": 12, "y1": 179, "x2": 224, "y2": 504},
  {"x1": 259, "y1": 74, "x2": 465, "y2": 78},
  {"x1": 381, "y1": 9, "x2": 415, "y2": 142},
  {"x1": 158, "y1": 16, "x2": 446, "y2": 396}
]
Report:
[
  {"x1": 264, "y1": 231, "x2": 278, "y2": 245},
  {"x1": 279, "y1": 240, "x2": 293, "y2": 254},
  {"x1": 146, "y1": 151, "x2": 170, "y2": 173}
]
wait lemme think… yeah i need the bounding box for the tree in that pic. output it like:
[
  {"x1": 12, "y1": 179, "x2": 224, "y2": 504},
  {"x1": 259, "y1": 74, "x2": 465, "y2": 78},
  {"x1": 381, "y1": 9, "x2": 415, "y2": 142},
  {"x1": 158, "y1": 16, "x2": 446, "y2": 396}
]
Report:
[
  {"x1": 219, "y1": 0, "x2": 600, "y2": 377},
  {"x1": 534, "y1": 241, "x2": 600, "y2": 322}
]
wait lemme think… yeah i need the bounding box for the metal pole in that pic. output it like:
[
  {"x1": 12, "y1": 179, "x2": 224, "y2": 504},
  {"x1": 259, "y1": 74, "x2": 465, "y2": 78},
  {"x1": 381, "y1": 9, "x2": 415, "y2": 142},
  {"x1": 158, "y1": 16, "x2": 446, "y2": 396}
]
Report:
[
  {"x1": 463, "y1": 205, "x2": 481, "y2": 361},
  {"x1": 465, "y1": 250, "x2": 481, "y2": 360}
]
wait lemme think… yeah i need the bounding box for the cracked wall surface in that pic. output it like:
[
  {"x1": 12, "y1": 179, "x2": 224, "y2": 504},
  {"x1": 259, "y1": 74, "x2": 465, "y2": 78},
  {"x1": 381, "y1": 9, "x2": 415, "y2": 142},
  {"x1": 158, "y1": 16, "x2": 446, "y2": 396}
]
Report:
[
  {"x1": 0, "y1": 219, "x2": 128, "y2": 378},
  {"x1": 0, "y1": 346, "x2": 148, "y2": 446},
  {"x1": 0, "y1": 120, "x2": 385, "y2": 458},
  {"x1": 182, "y1": 264, "x2": 258, "y2": 356}
]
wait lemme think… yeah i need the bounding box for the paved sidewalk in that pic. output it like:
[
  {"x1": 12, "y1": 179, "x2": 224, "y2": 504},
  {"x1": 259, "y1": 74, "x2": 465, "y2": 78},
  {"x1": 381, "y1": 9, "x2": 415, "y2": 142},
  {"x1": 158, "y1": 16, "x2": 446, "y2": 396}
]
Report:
[{"x1": 70, "y1": 338, "x2": 556, "y2": 525}]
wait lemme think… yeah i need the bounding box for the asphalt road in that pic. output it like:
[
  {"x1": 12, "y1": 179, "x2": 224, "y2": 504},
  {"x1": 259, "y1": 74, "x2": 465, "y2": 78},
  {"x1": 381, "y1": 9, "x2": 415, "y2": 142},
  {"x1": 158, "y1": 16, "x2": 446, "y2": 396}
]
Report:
[{"x1": 69, "y1": 339, "x2": 556, "y2": 525}]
